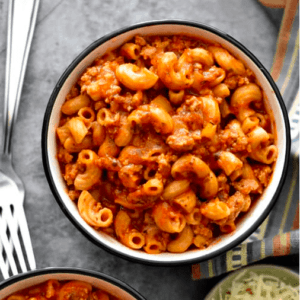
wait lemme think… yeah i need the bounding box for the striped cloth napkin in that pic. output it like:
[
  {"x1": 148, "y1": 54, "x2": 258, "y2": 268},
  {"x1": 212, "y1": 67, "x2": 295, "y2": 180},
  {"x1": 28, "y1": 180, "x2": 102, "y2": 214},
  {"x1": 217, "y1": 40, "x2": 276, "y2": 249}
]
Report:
[{"x1": 192, "y1": 0, "x2": 299, "y2": 279}]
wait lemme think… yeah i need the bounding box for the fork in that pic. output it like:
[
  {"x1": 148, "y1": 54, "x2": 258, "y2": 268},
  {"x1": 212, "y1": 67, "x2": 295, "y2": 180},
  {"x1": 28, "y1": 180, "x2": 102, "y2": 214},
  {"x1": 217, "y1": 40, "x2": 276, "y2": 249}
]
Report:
[{"x1": 0, "y1": 0, "x2": 40, "y2": 279}]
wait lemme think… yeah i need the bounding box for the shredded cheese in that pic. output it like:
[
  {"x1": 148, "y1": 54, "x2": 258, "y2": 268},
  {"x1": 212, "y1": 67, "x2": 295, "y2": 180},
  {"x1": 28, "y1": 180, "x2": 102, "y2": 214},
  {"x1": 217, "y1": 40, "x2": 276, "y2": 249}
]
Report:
[{"x1": 213, "y1": 270, "x2": 299, "y2": 300}]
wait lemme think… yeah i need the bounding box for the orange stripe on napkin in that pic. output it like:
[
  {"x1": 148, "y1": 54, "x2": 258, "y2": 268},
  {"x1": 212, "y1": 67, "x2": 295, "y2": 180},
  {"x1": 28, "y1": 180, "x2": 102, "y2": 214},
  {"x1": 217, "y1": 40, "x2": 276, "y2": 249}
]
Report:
[
  {"x1": 259, "y1": 0, "x2": 287, "y2": 8},
  {"x1": 291, "y1": 203, "x2": 299, "y2": 230},
  {"x1": 270, "y1": 0, "x2": 299, "y2": 81},
  {"x1": 191, "y1": 264, "x2": 201, "y2": 280},
  {"x1": 273, "y1": 232, "x2": 291, "y2": 256}
]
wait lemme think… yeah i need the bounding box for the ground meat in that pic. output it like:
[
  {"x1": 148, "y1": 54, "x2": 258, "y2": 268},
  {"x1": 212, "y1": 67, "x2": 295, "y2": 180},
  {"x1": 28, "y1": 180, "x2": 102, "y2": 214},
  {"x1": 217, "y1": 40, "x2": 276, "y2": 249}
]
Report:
[{"x1": 232, "y1": 178, "x2": 260, "y2": 194}]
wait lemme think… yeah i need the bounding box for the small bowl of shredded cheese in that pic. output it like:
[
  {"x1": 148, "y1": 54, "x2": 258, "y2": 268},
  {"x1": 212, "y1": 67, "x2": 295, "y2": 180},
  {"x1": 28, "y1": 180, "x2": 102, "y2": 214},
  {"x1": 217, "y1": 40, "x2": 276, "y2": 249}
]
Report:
[{"x1": 205, "y1": 264, "x2": 299, "y2": 300}]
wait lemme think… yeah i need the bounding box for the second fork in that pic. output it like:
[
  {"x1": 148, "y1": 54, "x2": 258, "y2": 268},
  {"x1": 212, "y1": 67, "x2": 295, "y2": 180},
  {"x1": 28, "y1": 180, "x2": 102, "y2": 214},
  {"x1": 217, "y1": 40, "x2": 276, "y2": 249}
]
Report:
[{"x1": 0, "y1": 0, "x2": 40, "y2": 280}]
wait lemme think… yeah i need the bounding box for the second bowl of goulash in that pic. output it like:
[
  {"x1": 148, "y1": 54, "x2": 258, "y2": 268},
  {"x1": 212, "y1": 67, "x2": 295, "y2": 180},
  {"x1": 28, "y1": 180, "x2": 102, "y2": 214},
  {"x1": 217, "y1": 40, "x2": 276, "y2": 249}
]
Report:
[{"x1": 42, "y1": 20, "x2": 290, "y2": 265}]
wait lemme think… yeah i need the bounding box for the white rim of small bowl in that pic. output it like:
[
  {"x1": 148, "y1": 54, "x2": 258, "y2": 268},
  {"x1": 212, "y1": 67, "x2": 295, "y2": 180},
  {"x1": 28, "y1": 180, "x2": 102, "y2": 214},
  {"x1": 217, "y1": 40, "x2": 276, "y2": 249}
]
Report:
[
  {"x1": 204, "y1": 264, "x2": 299, "y2": 300},
  {"x1": 0, "y1": 267, "x2": 146, "y2": 300},
  {"x1": 42, "y1": 19, "x2": 291, "y2": 266}
]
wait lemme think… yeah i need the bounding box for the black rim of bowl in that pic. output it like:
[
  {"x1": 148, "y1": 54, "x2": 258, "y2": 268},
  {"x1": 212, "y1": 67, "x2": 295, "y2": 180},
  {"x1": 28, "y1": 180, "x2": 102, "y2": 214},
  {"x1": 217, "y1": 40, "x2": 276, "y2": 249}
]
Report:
[
  {"x1": 41, "y1": 19, "x2": 291, "y2": 266},
  {"x1": 0, "y1": 267, "x2": 146, "y2": 300}
]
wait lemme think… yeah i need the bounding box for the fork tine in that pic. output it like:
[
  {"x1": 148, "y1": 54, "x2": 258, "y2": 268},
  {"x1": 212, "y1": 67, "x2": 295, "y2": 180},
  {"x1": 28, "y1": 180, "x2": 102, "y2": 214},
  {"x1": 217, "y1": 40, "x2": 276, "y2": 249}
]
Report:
[
  {"x1": 0, "y1": 240, "x2": 9, "y2": 279},
  {"x1": 0, "y1": 227, "x2": 10, "y2": 270},
  {"x1": 3, "y1": 205, "x2": 28, "y2": 273},
  {"x1": 15, "y1": 205, "x2": 36, "y2": 270},
  {"x1": 0, "y1": 212, "x2": 18, "y2": 276},
  {"x1": 0, "y1": 254, "x2": 9, "y2": 279}
]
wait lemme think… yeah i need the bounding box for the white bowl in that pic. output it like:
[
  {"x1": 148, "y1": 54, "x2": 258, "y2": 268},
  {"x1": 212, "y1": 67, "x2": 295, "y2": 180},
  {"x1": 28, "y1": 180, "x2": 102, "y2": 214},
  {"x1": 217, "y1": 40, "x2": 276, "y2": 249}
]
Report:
[
  {"x1": 42, "y1": 20, "x2": 291, "y2": 266},
  {"x1": 0, "y1": 268, "x2": 146, "y2": 300}
]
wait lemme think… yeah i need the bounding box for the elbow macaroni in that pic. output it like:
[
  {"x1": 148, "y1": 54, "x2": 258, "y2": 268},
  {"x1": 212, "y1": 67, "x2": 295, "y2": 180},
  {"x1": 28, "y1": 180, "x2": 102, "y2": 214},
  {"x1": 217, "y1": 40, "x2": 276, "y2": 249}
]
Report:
[
  {"x1": 78, "y1": 190, "x2": 113, "y2": 228},
  {"x1": 56, "y1": 34, "x2": 278, "y2": 253}
]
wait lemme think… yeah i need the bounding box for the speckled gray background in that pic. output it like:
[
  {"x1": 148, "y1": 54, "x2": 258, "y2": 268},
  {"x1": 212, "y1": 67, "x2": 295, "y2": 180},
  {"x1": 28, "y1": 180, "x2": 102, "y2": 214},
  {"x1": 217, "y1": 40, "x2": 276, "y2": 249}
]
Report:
[{"x1": 0, "y1": 0, "x2": 296, "y2": 299}]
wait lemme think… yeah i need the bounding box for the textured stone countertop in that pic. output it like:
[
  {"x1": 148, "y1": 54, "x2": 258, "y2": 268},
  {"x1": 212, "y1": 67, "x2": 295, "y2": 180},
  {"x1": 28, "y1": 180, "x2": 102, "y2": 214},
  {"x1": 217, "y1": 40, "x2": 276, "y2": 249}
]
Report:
[{"x1": 0, "y1": 0, "x2": 296, "y2": 299}]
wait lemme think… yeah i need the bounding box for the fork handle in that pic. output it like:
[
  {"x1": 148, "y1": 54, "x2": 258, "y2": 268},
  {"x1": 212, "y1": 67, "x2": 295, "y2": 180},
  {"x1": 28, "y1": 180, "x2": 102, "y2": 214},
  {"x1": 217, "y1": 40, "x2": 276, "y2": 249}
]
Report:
[{"x1": 2, "y1": 0, "x2": 40, "y2": 156}]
